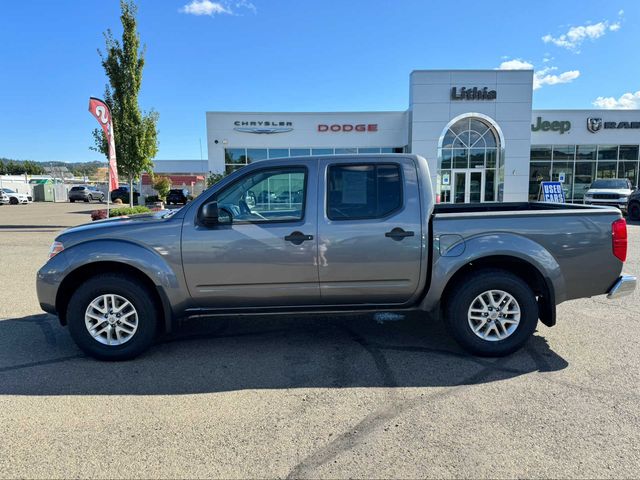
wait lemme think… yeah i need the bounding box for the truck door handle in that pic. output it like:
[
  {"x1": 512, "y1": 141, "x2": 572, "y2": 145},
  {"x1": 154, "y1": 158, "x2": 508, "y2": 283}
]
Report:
[
  {"x1": 385, "y1": 227, "x2": 415, "y2": 241},
  {"x1": 284, "y1": 231, "x2": 314, "y2": 245}
]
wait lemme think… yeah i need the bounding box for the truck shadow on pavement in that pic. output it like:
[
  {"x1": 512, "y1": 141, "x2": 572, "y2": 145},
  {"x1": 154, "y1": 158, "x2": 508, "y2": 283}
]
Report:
[{"x1": 0, "y1": 312, "x2": 568, "y2": 396}]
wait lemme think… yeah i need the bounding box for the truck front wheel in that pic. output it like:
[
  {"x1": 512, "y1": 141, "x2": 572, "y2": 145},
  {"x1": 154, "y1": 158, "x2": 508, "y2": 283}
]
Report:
[
  {"x1": 445, "y1": 270, "x2": 538, "y2": 357},
  {"x1": 66, "y1": 274, "x2": 158, "y2": 360}
]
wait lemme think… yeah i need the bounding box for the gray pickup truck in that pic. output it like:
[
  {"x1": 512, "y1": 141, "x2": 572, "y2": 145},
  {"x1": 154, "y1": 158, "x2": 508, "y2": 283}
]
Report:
[{"x1": 37, "y1": 154, "x2": 636, "y2": 360}]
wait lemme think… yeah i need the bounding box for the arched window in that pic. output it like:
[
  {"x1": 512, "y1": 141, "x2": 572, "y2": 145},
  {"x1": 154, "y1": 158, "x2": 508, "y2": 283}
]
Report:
[{"x1": 437, "y1": 116, "x2": 503, "y2": 203}]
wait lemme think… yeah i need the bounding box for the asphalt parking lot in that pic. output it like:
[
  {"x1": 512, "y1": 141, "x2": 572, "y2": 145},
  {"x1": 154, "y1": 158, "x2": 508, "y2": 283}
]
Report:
[{"x1": 0, "y1": 202, "x2": 639, "y2": 479}]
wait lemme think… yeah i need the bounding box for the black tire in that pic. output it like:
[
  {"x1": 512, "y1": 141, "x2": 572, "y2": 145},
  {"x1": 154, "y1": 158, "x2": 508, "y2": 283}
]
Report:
[
  {"x1": 445, "y1": 269, "x2": 538, "y2": 357},
  {"x1": 628, "y1": 202, "x2": 640, "y2": 221},
  {"x1": 67, "y1": 273, "x2": 159, "y2": 360},
  {"x1": 70, "y1": 199, "x2": 75, "y2": 203},
  {"x1": 9, "y1": 197, "x2": 18, "y2": 205}
]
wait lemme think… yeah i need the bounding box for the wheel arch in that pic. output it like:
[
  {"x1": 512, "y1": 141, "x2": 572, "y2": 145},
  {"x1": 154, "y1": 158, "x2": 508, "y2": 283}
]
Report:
[
  {"x1": 55, "y1": 261, "x2": 172, "y2": 333},
  {"x1": 440, "y1": 255, "x2": 556, "y2": 327}
]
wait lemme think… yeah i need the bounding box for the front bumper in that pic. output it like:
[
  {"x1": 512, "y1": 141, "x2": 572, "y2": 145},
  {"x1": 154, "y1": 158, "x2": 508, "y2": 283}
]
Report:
[
  {"x1": 584, "y1": 199, "x2": 628, "y2": 210},
  {"x1": 607, "y1": 275, "x2": 637, "y2": 299}
]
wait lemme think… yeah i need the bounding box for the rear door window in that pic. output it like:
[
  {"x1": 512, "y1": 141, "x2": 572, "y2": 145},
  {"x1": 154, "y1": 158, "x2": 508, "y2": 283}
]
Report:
[{"x1": 327, "y1": 164, "x2": 402, "y2": 220}]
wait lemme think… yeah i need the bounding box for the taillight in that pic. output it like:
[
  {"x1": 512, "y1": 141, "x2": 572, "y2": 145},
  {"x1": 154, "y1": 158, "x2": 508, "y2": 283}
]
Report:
[{"x1": 612, "y1": 218, "x2": 627, "y2": 262}]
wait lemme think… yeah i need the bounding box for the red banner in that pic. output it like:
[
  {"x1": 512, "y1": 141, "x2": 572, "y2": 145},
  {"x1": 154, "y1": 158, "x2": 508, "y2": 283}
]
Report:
[{"x1": 88, "y1": 97, "x2": 119, "y2": 192}]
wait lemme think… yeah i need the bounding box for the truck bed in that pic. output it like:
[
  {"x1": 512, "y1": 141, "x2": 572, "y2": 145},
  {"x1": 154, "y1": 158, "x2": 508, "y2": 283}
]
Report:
[{"x1": 433, "y1": 201, "x2": 613, "y2": 215}]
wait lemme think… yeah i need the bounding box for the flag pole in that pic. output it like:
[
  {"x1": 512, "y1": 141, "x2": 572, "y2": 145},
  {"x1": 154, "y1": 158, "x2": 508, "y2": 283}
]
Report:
[{"x1": 106, "y1": 162, "x2": 111, "y2": 216}]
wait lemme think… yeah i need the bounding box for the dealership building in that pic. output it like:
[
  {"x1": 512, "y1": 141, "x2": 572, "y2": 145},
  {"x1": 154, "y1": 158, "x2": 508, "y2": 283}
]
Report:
[{"x1": 157, "y1": 69, "x2": 640, "y2": 203}]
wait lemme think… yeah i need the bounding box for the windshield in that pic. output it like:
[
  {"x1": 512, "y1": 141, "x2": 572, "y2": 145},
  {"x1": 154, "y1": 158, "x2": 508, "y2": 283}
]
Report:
[
  {"x1": 590, "y1": 179, "x2": 630, "y2": 189},
  {"x1": 2, "y1": 188, "x2": 16, "y2": 193}
]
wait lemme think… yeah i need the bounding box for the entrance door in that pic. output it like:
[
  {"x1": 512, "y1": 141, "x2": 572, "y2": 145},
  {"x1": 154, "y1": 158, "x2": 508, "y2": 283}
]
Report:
[{"x1": 452, "y1": 169, "x2": 485, "y2": 203}]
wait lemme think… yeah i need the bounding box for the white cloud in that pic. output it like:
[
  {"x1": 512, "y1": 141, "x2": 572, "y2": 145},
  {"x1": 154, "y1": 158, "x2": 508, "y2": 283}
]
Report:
[
  {"x1": 180, "y1": 0, "x2": 255, "y2": 16},
  {"x1": 534, "y1": 68, "x2": 580, "y2": 90},
  {"x1": 498, "y1": 59, "x2": 533, "y2": 70},
  {"x1": 497, "y1": 60, "x2": 580, "y2": 90},
  {"x1": 542, "y1": 17, "x2": 622, "y2": 52},
  {"x1": 593, "y1": 91, "x2": 640, "y2": 109}
]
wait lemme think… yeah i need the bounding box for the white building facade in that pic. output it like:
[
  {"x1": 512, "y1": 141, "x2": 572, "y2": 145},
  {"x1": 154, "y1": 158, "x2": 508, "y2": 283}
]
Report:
[{"x1": 183, "y1": 69, "x2": 640, "y2": 203}]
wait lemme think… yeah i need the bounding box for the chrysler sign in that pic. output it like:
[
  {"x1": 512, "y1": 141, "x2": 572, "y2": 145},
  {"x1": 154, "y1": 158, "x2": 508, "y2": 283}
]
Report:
[{"x1": 233, "y1": 120, "x2": 293, "y2": 134}]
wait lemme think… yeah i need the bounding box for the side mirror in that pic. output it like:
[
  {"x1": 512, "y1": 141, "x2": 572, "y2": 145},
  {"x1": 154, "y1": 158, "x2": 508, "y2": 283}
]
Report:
[{"x1": 200, "y1": 201, "x2": 231, "y2": 226}]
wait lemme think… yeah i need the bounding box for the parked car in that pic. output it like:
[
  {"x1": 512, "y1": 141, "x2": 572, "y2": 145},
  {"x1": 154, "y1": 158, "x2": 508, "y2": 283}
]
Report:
[
  {"x1": 37, "y1": 154, "x2": 636, "y2": 360},
  {"x1": 166, "y1": 188, "x2": 189, "y2": 205},
  {"x1": 0, "y1": 190, "x2": 9, "y2": 205},
  {"x1": 583, "y1": 179, "x2": 634, "y2": 213},
  {"x1": 1, "y1": 188, "x2": 31, "y2": 204},
  {"x1": 110, "y1": 186, "x2": 140, "y2": 205},
  {"x1": 627, "y1": 188, "x2": 640, "y2": 220},
  {"x1": 68, "y1": 185, "x2": 105, "y2": 203}
]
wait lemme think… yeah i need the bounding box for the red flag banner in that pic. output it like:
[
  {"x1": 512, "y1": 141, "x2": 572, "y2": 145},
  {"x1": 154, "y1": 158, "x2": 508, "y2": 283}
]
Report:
[{"x1": 88, "y1": 97, "x2": 119, "y2": 192}]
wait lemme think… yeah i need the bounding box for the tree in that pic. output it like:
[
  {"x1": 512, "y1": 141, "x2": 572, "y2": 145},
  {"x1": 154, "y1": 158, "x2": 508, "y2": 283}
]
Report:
[
  {"x1": 206, "y1": 172, "x2": 226, "y2": 188},
  {"x1": 92, "y1": 0, "x2": 159, "y2": 206},
  {"x1": 152, "y1": 175, "x2": 171, "y2": 201}
]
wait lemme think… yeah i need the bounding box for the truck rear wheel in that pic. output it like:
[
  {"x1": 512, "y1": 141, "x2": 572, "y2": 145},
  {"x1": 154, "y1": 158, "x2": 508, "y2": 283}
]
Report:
[
  {"x1": 66, "y1": 273, "x2": 158, "y2": 360},
  {"x1": 445, "y1": 269, "x2": 538, "y2": 356}
]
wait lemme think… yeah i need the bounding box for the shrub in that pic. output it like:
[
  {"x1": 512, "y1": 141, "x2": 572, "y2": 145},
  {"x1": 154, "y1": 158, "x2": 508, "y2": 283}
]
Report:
[
  {"x1": 145, "y1": 194, "x2": 160, "y2": 203},
  {"x1": 108, "y1": 206, "x2": 151, "y2": 217},
  {"x1": 207, "y1": 172, "x2": 225, "y2": 188},
  {"x1": 153, "y1": 176, "x2": 172, "y2": 201}
]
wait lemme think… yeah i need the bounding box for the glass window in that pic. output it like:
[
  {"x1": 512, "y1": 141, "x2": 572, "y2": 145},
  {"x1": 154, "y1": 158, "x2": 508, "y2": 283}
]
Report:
[
  {"x1": 225, "y1": 148, "x2": 247, "y2": 165},
  {"x1": 268, "y1": 149, "x2": 289, "y2": 159},
  {"x1": 486, "y1": 149, "x2": 497, "y2": 168},
  {"x1": 290, "y1": 148, "x2": 310, "y2": 157},
  {"x1": 327, "y1": 164, "x2": 402, "y2": 220},
  {"x1": 530, "y1": 145, "x2": 551, "y2": 161},
  {"x1": 529, "y1": 162, "x2": 551, "y2": 200},
  {"x1": 452, "y1": 149, "x2": 468, "y2": 168},
  {"x1": 469, "y1": 148, "x2": 485, "y2": 168},
  {"x1": 439, "y1": 170, "x2": 452, "y2": 203},
  {"x1": 576, "y1": 145, "x2": 597, "y2": 160},
  {"x1": 551, "y1": 161, "x2": 574, "y2": 200},
  {"x1": 215, "y1": 167, "x2": 306, "y2": 222},
  {"x1": 552, "y1": 145, "x2": 575, "y2": 160},
  {"x1": 597, "y1": 145, "x2": 618, "y2": 160},
  {"x1": 484, "y1": 169, "x2": 496, "y2": 202},
  {"x1": 246, "y1": 149, "x2": 267, "y2": 162},
  {"x1": 618, "y1": 162, "x2": 638, "y2": 188},
  {"x1": 597, "y1": 161, "x2": 617, "y2": 179},
  {"x1": 312, "y1": 148, "x2": 333, "y2": 155},
  {"x1": 335, "y1": 148, "x2": 357, "y2": 154},
  {"x1": 358, "y1": 147, "x2": 381, "y2": 154},
  {"x1": 381, "y1": 147, "x2": 396, "y2": 153},
  {"x1": 619, "y1": 145, "x2": 639, "y2": 161},
  {"x1": 440, "y1": 149, "x2": 452, "y2": 169},
  {"x1": 574, "y1": 162, "x2": 595, "y2": 201}
]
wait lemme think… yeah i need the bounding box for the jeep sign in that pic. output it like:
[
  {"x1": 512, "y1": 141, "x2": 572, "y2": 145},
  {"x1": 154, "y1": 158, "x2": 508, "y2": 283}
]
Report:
[{"x1": 531, "y1": 117, "x2": 571, "y2": 134}]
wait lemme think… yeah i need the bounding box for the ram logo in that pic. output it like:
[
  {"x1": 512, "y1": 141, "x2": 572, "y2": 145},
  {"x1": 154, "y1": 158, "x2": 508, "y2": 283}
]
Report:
[{"x1": 587, "y1": 118, "x2": 603, "y2": 133}]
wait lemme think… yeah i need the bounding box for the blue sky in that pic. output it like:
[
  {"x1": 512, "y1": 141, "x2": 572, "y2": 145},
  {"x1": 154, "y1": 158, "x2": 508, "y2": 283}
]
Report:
[{"x1": 1, "y1": 0, "x2": 638, "y2": 162}]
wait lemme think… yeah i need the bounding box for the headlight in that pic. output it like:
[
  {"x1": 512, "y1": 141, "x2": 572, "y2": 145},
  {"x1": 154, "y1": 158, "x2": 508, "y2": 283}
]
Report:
[{"x1": 48, "y1": 241, "x2": 64, "y2": 259}]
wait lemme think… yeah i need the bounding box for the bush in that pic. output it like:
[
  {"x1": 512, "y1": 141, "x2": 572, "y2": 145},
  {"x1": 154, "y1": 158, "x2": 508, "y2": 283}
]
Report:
[
  {"x1": 207, "y1": 172, "x2": 225, "y2": 188},
  {"x1": 145, "y1": 195, "x2": 160, "y2": 203},
  {"x1": 108, "y1": 206, "x2": 151, "y2": 217},
  {"x1": 153, "y1": 176, "x2": 172, "y2": 201}
]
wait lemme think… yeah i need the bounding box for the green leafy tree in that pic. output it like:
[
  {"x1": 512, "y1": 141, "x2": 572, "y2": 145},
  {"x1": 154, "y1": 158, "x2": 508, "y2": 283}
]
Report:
[
  {"x1": 206, "y1": 172, "x2": 226, "y2": 188},
  {"x1": 152, "y1": 175, "x2": 171, "y2": 201},
  {"x1": 91, "y1": 0, "x2": 159, "y2": 206}
]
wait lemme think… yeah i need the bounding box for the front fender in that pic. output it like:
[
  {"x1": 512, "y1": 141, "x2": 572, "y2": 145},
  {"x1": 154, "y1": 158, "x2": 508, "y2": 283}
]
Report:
[
  {"x1": 38, "y1": 239, "x2": 189, "y2": 324},
  {"x1": 420, "y1": 232, "x2": 566, "y2": 311}
]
